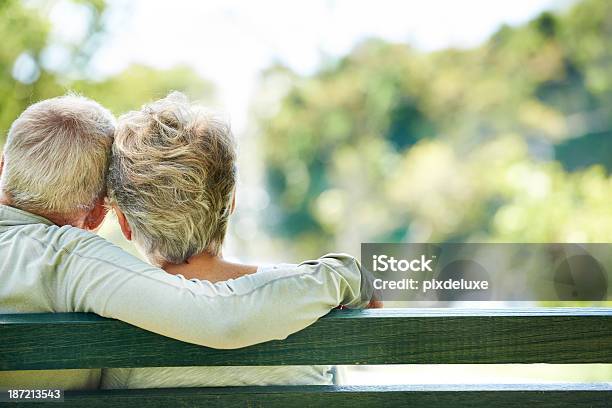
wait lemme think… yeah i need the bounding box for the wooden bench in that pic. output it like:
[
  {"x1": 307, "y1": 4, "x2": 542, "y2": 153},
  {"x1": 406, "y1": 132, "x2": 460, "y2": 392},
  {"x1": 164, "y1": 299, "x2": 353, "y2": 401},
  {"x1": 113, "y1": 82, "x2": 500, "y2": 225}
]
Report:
[{"x1": 1, "y1": 308, "x2": 611, "y2": 407}]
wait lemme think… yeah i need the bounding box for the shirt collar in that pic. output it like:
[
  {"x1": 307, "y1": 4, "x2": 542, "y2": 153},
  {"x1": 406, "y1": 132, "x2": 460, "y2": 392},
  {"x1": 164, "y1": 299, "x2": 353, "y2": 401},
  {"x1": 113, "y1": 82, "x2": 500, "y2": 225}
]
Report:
[{"x1": 0, "y1": 204, "x2": 54, "y2": 227}]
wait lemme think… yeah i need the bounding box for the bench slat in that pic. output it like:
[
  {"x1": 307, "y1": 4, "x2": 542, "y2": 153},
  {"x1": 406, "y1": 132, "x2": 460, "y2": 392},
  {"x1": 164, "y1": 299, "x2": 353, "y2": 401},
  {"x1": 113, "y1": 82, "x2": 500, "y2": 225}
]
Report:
[
  {"x1": 23, "y1": 384, "x2": 612, "y2": 408},
  {"x1": 1, "y1": 308, "x2": 611, "y2": 370}
]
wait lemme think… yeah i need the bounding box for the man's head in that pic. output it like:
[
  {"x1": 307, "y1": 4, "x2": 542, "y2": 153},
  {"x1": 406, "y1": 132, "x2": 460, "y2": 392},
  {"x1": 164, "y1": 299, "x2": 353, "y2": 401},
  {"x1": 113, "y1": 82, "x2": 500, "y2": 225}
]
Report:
[
  {"x1": 108, "y1": 91, "x2": 237, "y2": 266},
  {"x1": 0, "y1": 94, "x2": 115, "y2": 229}
]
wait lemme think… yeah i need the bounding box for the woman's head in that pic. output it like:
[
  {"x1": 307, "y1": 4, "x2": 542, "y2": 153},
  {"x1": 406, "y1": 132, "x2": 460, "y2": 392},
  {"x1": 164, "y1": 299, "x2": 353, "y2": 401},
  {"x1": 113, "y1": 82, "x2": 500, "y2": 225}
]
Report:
[{"x1": 108, "y1": 92, "x2": 236, "y2": 265}]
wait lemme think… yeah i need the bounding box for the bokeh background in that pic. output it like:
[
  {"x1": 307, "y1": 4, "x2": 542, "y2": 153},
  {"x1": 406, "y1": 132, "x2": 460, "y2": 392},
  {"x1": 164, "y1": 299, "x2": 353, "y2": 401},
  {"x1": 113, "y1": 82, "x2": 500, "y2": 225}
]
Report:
[{"x1": 2, "y1": 0, "x2": 611, "y2": 384}]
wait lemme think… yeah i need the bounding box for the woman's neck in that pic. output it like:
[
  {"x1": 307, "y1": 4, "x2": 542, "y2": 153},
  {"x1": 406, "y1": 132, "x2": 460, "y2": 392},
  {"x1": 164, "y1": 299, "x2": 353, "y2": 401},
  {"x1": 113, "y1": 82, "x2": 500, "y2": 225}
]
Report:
[{"x1": 161, "y1": 251, "x2": 258, "y2": 283}]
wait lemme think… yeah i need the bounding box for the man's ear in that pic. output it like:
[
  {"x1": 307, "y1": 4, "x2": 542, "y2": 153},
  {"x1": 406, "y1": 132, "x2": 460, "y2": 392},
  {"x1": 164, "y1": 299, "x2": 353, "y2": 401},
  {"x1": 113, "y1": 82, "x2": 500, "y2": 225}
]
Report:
[
  {"x1": 84, "y1": 197, "x2": 108, "y2": 232},
  {"x1": 113, "y1": 204, "x2": 132, "y2": 241}
]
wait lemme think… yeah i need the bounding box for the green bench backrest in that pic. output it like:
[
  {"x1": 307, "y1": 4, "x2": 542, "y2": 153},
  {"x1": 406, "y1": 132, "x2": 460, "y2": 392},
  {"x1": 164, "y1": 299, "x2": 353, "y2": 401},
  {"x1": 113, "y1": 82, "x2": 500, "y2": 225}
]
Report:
[{"x1": 1, "y1": 308, "x2": 611, "y2": 407}]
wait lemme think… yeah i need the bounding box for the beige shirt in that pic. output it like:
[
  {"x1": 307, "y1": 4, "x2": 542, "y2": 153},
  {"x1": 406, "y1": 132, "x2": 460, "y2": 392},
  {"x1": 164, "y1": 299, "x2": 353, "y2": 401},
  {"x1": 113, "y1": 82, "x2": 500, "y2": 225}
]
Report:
[
  {"x1": 101, "y1": 264, "x2": 334, "y2": 389},
  {"x1": 0, "y1": 205, "x2": 367, "y2": 390}
]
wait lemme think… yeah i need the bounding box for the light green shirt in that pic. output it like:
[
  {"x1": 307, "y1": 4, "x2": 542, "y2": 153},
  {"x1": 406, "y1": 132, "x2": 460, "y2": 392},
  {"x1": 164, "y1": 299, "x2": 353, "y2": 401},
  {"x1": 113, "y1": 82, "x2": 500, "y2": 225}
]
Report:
[{"x1": 0, "y1": 204, "x2": 367, "y2": 389}]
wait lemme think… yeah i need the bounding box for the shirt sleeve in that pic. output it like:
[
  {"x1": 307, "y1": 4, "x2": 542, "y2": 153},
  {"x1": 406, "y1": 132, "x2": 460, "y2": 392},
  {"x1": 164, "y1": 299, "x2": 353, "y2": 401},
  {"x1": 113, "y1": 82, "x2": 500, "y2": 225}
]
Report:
[{"x1": 57, "y1": 229, "x2": 369, "y2": 349}]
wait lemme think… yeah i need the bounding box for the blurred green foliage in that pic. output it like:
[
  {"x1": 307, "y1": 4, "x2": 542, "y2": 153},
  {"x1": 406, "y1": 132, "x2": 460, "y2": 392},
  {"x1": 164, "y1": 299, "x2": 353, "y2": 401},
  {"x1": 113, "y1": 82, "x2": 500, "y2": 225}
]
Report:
[
  {"x1": 258, "y1": 0, "x2": 612, "y2": 258},
  {"x1": 70, "y1": 64, "x2": 214, "y2": 116},
  {"x1": 0, "y1": 0, "x2": 213, "y2": 139},
  {"x1": 3, "y1": 0, "x2": 612, "y2": 265}
]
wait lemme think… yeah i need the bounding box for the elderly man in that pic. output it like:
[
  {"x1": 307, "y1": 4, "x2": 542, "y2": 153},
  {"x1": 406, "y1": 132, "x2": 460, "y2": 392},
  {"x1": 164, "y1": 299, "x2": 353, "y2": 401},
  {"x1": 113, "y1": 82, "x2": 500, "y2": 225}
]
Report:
[{"x1": 0, "y1": 95, "x2": 369, "y2": 389}]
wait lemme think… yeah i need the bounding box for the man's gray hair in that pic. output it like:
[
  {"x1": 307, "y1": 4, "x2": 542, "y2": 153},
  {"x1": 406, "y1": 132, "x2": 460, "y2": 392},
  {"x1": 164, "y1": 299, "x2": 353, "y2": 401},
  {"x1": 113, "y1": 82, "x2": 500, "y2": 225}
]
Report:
[
  {"x1": 1, "y1": 95, "x2": 115, "y2": 215},
  {"x1": 108, "y1": 92, "x2": 237, "y2": 265}
]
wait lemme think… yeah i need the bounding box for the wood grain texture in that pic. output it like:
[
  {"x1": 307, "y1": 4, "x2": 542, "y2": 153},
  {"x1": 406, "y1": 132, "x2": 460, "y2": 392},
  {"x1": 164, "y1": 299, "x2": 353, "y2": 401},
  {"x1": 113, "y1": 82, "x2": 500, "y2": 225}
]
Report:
[
  {"x1": 19, "y1": 384, "x2": 612, "y2": 408},
  {"x1": 1, "y1": 308, "x2": 611, "y2": 370}
]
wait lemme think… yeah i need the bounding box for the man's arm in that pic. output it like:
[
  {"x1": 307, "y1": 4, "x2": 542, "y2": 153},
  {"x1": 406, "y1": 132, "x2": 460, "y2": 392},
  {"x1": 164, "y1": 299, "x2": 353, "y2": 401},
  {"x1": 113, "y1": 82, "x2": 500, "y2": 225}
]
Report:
[{"x1": 59, "y1": 232, "x2": 368, "y2": 349}]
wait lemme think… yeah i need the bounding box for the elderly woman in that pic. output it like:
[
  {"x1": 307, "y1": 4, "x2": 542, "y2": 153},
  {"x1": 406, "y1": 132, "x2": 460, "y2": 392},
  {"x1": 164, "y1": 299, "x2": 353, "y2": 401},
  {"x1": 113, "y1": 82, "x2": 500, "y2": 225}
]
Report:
[{"x1": 100, "y1": 92, "x2": 367, "y2": 388}]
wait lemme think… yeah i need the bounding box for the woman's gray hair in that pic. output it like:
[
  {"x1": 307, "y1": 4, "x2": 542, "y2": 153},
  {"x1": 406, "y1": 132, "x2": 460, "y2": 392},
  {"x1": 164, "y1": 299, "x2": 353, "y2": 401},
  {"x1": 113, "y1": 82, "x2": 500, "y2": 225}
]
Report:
[
  {"x1": 1, "y1": 94, "x2": 115, "y2": 215},
  {"x1": 107, "y1": 92, "x2": 237, "y2": 264}
]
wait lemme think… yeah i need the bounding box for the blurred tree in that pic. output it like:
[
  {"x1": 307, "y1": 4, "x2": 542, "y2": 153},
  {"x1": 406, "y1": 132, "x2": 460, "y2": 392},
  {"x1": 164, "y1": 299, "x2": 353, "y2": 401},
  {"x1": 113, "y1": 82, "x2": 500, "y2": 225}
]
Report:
[
  {"x1": 0, "y1": 0, "x2": 58, "y2": 138},
  {"x1": 71, "y1": 64, "x2": 214, "y2": 115},
  {"x1": 0, "y1": 0, "x2": 213, "y2": 143},
  {"x1": 257, "y1": 0, "x2": 612, "y2": 258}
]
